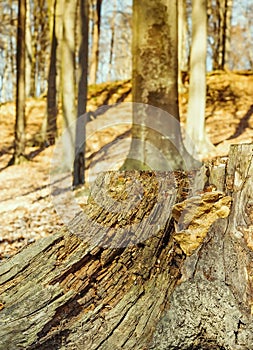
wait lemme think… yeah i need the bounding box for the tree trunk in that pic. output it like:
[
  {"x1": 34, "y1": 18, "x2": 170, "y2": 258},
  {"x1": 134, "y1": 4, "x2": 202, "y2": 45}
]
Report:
[
  {"x1": 1, "y1": 144, "x2": 252, "y2": 349},
  {"x1": 89, "y1": 0, "x2": 102, "y2": 85},
  {"x1": 73, "y1": 0, "x2": 89, "y2": 187},
  {"x1": 42, "y1": 0, "x2": 64, "y2": 145},
  {"x1": 37, "y1": 1, "x2": 49, "y2": 96},
  {"x1": 123, "y1": 0, "x2": 197, "y2": 171},
  {"x1": 107, "y1": 0, "x2": 116, "y2": 82},
  {"x1": 25, "y1": 0, "x2": 32, "y2": 98},
  {"x1": 43, "y1": 0, "x2": 59, "y2": 146},
  {"x1": 10, "y1": 1, "x2": 16, "y2": 101},
  {"x1": 210, "y1": 0, "x2": 233, "y2": 71},
  {"x1": 178, "y1": 0, "x2": 188, "y2": 92},
  {"x1": 61, "y1": 0, "x2": 77, "y2": 170},
  {"x1": 186, "y1": 0, "x2": 214, "y2": 157},
  {"x1": 223, "y1": 0, "x2": 233, "y2": 70},
  {"x1": 11, "y1": 0, "x2": 26, "y2": 164},
  {"x1": 30, "y1": 0, "x2": 39, "y2": 97}
]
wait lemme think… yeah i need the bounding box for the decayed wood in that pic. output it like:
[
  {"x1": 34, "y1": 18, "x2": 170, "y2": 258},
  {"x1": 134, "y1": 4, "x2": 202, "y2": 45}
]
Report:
[
  {"x1": 151, "y1": 144, "x2": 253, "y2": 349},
  {"x1": 0, "y1": 144, "x2": 252, "y2": 350}
]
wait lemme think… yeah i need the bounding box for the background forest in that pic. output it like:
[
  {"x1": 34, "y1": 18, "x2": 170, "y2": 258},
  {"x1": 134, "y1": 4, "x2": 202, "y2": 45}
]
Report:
[
  {"x1": 0, "y1": 0, "x2": 253, "y2": 260},
  {"x1": 0, "y1": 0, "x2": 252, "y2": 101}
]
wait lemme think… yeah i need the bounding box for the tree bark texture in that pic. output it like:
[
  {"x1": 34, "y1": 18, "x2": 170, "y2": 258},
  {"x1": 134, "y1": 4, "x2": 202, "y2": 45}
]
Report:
[
  {"x1": 132, "y1": 0, "x2": 179, "y2": 117},
  {"x1": 124, "y1": 0, "x2": 197, "y2": 171},
  {"x1": 210, "y1": 0, "x2": 233, "y2": 71},
  {"x1": 178, "y1": 0, "x2": 188, "y2": 92},
  {"x1": 13, "y1": 0, "x2": 26, "y2": 164},
  {"x1": 25, "y1": 0, "x2": 32, "y2": 98},
  {"x1": 73, "y1": 0, "x2": 89, "y2": 187},
  {"x1": 0, "y1": 144, "x2": 252, "y2": 349},
  {"x1": 186, "y1": 0, "x2": 214, "y2": 156},
  {"x1": 44, "y1": 0, "x2": 58, "y2": 146},
  {"x1": 61, "y1": 0, "x2": 77, "y2": 169}
]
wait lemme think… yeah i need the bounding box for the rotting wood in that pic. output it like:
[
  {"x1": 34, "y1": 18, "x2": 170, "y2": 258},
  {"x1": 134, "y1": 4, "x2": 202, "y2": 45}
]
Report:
[{"x1": 0, "y1": 144, "x2": 252, "y2": 350}]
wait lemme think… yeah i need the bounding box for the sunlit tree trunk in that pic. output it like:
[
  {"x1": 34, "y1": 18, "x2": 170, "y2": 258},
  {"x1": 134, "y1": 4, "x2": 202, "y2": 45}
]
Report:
[
  {"x1": 186, "y1": 0, "x2": 214, "y2": 156},
  {"x1": 73, "y1": 0, "x2": 89, "y2": 187},
  {"x1": 40, "y1": 0, "x2": 63, "y2": 145},
  {"x1": 123, "y1": 0, "x2": 196, "y2": 171},
  {"x1": 25, "y1": 0, "x2": 32, "y2": 97},
  {"x1": 61, "y1": 0, "x2": 77, "y2": 169},
  {"x1": 1, "y1": 43, "x2": 10, "y2": 102},
  {"x1": 10, "y1": 2, "x2": 16, "y2": 100},
  {"x1": 107, "y1": 0, "x2": 116, "y2": 81},
  {"x1": 210, "y1": 0, "x2": 233, "y2": 70},
  {"x1": 178, "y1": 0, "x2": 188, "y2": 92},
  {"x1": 45, "y1": 0, "x2": 58, "y2": 145},
  {"x1": 11, "y1": 0, "x2": 26, "y2": 165},
  {"x1": 89, "y1": 0, "x2": 102, "y2": 84},
  {"x1": 223, "y1": 0, "x2": 233, "y2": 70},
  {"x1": 30, "y1": 0, "x2": 39, "y2": 97},
  {"x1": 37, "y1": 1, "x2": 49, "y2": 95}
]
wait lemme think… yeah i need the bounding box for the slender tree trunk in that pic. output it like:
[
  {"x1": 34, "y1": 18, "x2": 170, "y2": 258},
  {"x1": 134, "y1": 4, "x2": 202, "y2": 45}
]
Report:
[
  {"x1": 61, "y1": 0, "x2": 77, "y2": 170},
  {"x1": 25, "y1": 0, "x2": 32, "y2": 97},
  {"x1": 224, "y1": 0, "x2": 233, "y2": 70},
  {"x1": 178, "y1": 0, "x2": 188, "y2": 92},
  {"x1": 89, "y1": 0, "x2": 102, "y2": 85},
  {"x1": 1, "y1": 43, "x2": 9, "y2": 102},
  {"x1": 0, "y1": 144, "x2": 252, "y2": 349},
  {"x1": 41, "y1": 0, "x2": 63, "y2": 145},
  {"x1": 186, "y1": 0, "x2": 214, "y2": 156},
  {"x1": 107, "y1": 0, "x2": 116, "y2": 81},
  {"x1": 43, "y1": 0, "x2": 58, "y2": 145},
  {"x1": 73, "y1": 0, "x2": 89, "y2": 187},
  {"x1": 55, "y1": 0, "x2": 64, "y2": 106},
  {"x1": 10, "y1": 2, "x2": 16, "y2": 100},
  {"x1": 217, "y1": 0, "x2": 226, "y2": 69},
  {"x1": 211, "y1": 0, "x2": 233, "y2": 70},
  {"x1": 11, "y1": 0, "x2": 26, "y2": 165},
  {"x1": 30, "y1": 0, "x2": 39, "y2": 97},
  {"x1": 37, "y1": 0, "x2": 49, "y2": 96}
]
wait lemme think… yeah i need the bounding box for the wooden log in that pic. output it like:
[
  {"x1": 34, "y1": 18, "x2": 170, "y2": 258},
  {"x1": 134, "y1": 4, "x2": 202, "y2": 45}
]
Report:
[{"x1": 0, "y1": 144, "x2": 252, "y2": 350}]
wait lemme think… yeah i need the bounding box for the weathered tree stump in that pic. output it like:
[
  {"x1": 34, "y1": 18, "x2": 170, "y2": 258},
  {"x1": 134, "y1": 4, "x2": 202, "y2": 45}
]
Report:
[{"x1": 0, "y1": 144, "x2": 252, "y2": 350}]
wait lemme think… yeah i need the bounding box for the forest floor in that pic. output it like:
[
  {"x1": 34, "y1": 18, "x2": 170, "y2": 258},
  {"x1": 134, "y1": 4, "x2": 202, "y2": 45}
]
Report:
[{"x1": 0, "y1": 71, "x2": 253, "y2": 261}]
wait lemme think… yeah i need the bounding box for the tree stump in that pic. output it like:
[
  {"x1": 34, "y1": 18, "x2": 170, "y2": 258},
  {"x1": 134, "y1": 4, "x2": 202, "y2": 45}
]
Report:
[{"x1": 0, "y1": 144, "x2": 252, "y2": 350}]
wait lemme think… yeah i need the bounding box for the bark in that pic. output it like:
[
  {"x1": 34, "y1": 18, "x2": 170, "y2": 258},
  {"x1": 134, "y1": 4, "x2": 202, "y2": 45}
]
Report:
[
  {"x1": 41, "y1": 0, "x2": 64, "y2": 145},
  {"x1": 0, "y1": 144, "x2": 252, "y2": 349},
  {"x1": 151, "y1": 143, "x2": 253, "y2": 349},
  {"x1": 25, "y1": 0, "x2": 32, "y2": 97},
  {"x1": 1, "y1": 43, "x2": 10, "y2": 102},
  {"x1": 73, "y1": 0, "x2": 89, "y2": 187},
  {"x1": 89, "y1": 0, "x2": 102, "y2": 85},
  {"x1": 42, "y1": 0, "x2": 61, "y2": 146},
  {"x1": 37, "y1": 1, "x2": 49, "y2": 96},
  {"x1": 107, "y1": 0, "x2": 116, "y2": 82},
  {"x1": 123, "y1": 0, "x2": 197, "y2": 171},
  {"x1": 12, "y1": 0, "x2": 26, "y2": 164},
  {"x1": 10, "y1": 1, "x2": 16, "y2": 100},
  {"x1": 61, "y1": 0, "x2": 77, "y2": 169},
  {"x1": 186, "y1": 0, "x2": 214, "y2": 157},
  {"x1": 178, "y1": 0, "x2": 188, "y2": 92},
  {"x1": 30, "y1": 0, "x2": 39, "y2": 97},
  {"x1": 223, "y1": 0, "x2": 233, "y2": 70},
  {"x1": 210, "y1": 0, "x2": 233, "y2": 71}
]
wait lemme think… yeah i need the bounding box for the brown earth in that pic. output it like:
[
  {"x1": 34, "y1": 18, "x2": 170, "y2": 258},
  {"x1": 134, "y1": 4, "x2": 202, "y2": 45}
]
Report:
[{"x1": 0, "y1": 72, "x2": 252, "y2": 261}]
